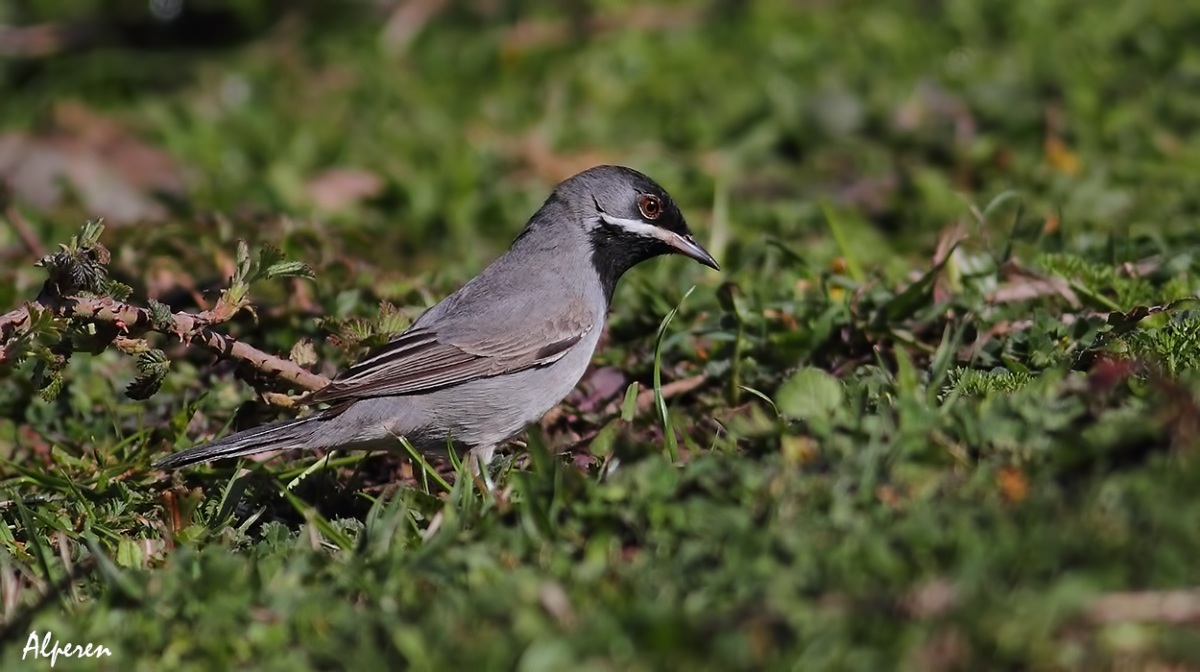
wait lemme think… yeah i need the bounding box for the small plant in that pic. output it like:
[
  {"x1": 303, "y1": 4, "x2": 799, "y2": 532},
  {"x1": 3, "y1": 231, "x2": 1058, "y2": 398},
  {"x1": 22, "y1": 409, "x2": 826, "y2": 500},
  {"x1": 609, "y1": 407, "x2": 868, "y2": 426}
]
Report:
[{"x1": 0, "y1": 220, "x2": 321, "y2": 402}]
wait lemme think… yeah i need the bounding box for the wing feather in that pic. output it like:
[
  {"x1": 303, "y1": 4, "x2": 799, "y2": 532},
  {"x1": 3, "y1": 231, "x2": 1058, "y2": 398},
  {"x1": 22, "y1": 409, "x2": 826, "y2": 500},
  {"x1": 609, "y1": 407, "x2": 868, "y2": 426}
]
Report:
[{"x1": 305, "y1": 316, "x2": 590, "y2": 405}]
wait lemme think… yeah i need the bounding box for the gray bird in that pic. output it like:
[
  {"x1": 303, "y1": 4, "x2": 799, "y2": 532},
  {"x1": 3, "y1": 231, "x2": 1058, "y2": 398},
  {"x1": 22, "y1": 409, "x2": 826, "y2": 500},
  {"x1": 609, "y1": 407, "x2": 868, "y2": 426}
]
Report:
[{"x1": 154, "y1": 165, "x2": 719, "y2": 473}]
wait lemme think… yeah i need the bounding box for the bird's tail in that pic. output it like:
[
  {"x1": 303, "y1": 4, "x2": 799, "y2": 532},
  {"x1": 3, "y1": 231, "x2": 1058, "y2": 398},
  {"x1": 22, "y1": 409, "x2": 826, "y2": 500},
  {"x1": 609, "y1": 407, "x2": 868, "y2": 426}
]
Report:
[{"x1": 153, "y1": 415, "x2": 323, "y2": 470}]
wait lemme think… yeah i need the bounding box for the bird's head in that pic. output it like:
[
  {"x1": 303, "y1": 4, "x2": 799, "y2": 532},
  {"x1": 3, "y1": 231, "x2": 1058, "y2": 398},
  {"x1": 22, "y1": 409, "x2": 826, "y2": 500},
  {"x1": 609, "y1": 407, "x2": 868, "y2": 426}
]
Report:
[{"x1": 517, "y1": 165, "x2": 718, "y2": 301}]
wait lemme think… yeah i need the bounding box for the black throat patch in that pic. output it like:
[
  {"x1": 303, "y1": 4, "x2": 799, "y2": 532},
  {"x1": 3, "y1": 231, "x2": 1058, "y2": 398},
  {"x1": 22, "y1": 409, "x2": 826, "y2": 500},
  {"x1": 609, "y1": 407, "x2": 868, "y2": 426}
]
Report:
[{"x1": 588, "y1": 223, "x2": 670, "y2": 306}]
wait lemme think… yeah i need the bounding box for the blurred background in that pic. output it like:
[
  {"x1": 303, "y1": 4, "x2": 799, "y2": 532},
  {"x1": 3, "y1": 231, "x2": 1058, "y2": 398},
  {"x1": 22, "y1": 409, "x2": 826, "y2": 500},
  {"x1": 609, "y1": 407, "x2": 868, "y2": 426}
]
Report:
[
  {"x1": 5, "y1": 3, "x2": 1200, "y2": 668},
  {"x1": 4, "y1": 0, "x2": 1196, "y2": 262}
]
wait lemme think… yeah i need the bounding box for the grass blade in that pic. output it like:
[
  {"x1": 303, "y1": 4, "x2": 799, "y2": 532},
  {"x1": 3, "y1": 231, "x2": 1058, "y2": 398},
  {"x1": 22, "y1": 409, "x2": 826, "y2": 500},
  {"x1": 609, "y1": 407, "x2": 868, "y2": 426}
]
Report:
[{"x1": 654, "y1": 285, "x2": 696, "y2": 462}]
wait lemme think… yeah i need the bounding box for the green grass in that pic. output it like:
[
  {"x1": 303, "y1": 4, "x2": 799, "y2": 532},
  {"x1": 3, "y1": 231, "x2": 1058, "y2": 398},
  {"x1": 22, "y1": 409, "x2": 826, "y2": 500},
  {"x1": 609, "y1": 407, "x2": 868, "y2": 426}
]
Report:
[{"x1": 4, "y1": 1, "x2": 1200, "y2": 669}]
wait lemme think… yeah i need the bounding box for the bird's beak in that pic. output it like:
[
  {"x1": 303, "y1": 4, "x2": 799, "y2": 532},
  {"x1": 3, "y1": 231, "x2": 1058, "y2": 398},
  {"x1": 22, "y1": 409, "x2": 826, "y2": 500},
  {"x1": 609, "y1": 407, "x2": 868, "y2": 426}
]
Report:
[
  {"x1": 595, "y1": 211, "x2": 721, "y2": 270},
  {"x1": 666, "y1": 231, "x2": 721, "y2": 271}
]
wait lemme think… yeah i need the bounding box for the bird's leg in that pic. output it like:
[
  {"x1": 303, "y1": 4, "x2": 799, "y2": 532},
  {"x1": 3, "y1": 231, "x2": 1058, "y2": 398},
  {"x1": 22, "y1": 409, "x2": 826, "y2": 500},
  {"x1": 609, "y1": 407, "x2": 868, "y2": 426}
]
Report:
[{"x1": 466, "y1": 444, "x2": 497, "y2": 494}]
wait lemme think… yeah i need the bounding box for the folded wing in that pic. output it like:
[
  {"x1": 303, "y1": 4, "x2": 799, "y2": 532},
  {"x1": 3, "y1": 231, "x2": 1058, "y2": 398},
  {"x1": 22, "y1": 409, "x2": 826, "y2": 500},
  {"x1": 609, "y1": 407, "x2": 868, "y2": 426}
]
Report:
[{"x1": 305, "y1": 311, "x2": 589, "y2": 405}]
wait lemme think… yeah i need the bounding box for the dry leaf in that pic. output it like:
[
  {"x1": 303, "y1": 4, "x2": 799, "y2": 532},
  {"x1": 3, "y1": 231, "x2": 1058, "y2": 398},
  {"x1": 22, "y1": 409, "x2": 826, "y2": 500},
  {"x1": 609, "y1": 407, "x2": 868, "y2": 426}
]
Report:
[
  {"x1": 306, "y1": 167, "x2": 384, "y2": 213},
  {"x1": 997, "y1": 466, "x2": 1028, "y2": 503},
  {"x1": 0, "y1": 101, "x2": 183, "y2": 223}
]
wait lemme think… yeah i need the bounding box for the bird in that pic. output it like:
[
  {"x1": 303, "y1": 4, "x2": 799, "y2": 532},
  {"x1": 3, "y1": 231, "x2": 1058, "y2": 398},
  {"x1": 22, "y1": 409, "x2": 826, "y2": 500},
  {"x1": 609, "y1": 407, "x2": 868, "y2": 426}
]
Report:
[{"x1": 153, "y1": 165, "x2": 720, "y2": 474}]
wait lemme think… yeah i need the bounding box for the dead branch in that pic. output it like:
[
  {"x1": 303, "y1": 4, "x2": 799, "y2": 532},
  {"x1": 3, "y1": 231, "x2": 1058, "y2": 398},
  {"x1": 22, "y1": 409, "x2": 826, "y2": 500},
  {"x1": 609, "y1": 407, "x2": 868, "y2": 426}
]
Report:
[
  {"x1": 0, "y1": 292, "x2": 330, "y2": 393},
  {"x1": 3, "y1": 205, "x2": 46, "y2": 258},
  {"x1": 540, "y1": 374, "x2": 709, "y2": 429},
  {"x1": 898, "y1": 581, "x2": 1200, "y2": 627},
  {"x1": 630, "y1": 375, "x2": 709, "y2": 415},
  {"x1": 1085, "y1": 589, "x2": 1200, "y2": 626},
  {"x1": 0, "y1": 22, "x2": 101, "y2": 58}
]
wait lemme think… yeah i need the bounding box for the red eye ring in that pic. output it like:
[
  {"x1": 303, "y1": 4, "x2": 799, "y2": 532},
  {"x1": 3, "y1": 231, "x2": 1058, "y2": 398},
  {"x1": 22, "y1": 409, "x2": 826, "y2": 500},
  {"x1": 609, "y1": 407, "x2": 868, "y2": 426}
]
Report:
[{"x1": 638, "y1": 194, "x2": 662, "y2": 220}]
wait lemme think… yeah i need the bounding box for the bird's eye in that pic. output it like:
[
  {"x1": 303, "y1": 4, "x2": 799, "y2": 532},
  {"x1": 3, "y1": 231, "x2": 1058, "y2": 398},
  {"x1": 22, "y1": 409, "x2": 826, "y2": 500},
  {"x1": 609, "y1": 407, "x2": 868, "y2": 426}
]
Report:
[{"x1": 638, "y1": 194, "x2": 662, "y2": 220}]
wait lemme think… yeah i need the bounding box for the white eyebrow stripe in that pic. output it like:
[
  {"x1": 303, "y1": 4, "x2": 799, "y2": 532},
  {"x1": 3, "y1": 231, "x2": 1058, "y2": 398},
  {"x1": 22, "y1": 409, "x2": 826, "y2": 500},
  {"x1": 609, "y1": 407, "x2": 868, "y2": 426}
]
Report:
[{"x1": 599, "y1": 213, "x2": 674, "y2": 243}]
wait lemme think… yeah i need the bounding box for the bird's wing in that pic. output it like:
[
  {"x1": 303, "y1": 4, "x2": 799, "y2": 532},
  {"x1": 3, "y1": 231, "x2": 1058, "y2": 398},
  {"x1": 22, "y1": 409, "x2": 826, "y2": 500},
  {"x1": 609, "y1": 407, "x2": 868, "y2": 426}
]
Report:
[{"x1": 304, "y1": 299, "x2": 593, "y2": 404}]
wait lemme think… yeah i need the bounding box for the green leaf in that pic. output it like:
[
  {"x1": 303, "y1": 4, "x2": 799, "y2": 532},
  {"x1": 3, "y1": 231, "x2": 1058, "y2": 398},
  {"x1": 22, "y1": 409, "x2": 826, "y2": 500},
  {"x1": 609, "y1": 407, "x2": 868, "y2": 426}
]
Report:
[
  {"x1": 289, "y1": 338, "x2": 319, "y2": 367},
  {"x1": 820, "y1": 201, "x2": 865, "y2": 282},
  {"x1": 589, "y1": 418, "x2": 621, "y2": 458},
  {"x1": 981, "y1": 189, "x2": 1023, "y2": 221},
  {"x1": 233, "y1": 239, "x2": 253, "y2": 285},
  {"x1": 136, "y1": 349, "x2": 168, "y2": 369},
  {"x1": 620, "y1": 382, "x2": 640, "y2": 422},
  {"x1": 877, "y1": 241, "x2": 959, "y2": 325},
  {"x1": 263, "y1": 260, "x2": 315, "y2": 280},
  {"x1": 893, "y1": 346, "x2": 920, "y2": 398},
  {"x1": 376, "y1": 302, "x2": 411, "y2": 336},
  {"x1": 77, "y1": 218, "x2": 105, "y2": 248},
  {"x1": 653, "y1": 285, "x2": 696, "y2": 462},
  {"x1": 147, "y1": 299, "x2": 175, "y2": 331},
  {"x1": 776, "y1": 367, "x2": 844, "y2": 421},
  {"x1": 256, "y1": 245, "x2": 286, "y2": 273},
  {"x1": 116, "y1": 538, "x2": 144, "y2": 569},
  {"x1": 279, "y1": 487, "x2": 355, "y2": 551},
  {"x1": 36, "y1": 370, "x2": 64, "y2": 402},
  {"x1": 738, "y1": 385, "x2": 780, "y2": 418},
  {"x1": 125, "y1": 374, "x2": 164, "y2": 400},
  {"x1": 83, "y1": 534, "x2": 143, "y2": 601},
  {"x1": 105, "y1": 279, "x2": 133, "y2": 301},
  {"x1": 126, "y1": 349, "x2": 170, "y2": 399}
]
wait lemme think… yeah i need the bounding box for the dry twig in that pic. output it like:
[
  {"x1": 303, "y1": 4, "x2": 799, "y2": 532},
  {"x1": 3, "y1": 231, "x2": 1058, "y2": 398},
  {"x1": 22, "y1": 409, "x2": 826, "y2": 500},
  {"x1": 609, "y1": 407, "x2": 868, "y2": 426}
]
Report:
[
  {"x1": 0, "y1": 292, "x2": 329, "y2": 392},
  {"x1": 3, "y1": 205, "x2": 46, "y2": 258},
  {"x1": 1085, "y1": 589, "x2": 1200, "y2": 625}
]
